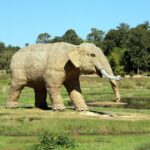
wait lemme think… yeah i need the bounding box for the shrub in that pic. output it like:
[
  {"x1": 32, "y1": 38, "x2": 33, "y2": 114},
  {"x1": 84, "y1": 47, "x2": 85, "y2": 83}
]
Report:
[
  {"x1": 129, "y1": 71, "x2": 135, "y2": 77},
  {"x1": 35, "y1": 133, "x2": 56, "y2": 150},
  {"x1": 35, "y1": 132, "x2": 75, "y2": 150},
  {"x1": 57, "y1": 134, "x2": 75, "y2": 148},
  {"x1": 146, "y1": 72, "x2": 150, "y2": 76}
]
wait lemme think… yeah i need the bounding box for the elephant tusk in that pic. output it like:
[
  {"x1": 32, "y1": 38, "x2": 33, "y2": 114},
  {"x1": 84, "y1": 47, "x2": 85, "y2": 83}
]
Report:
[{"x1": 100, "y1": 69, "x2": 123, "y2": 80}]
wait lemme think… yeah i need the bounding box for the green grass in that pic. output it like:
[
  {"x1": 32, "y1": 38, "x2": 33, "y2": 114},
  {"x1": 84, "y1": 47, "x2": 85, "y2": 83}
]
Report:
[
  {"x1": 1, "y1": 75, "x2": 150, "y2": 107},
  {"x1": 0, "y1": 108, "x2": 149, "y2": 136},
  {"x1": 0, "y1": 74, "x2": 150, "y2": 149},
  {"x1": 0, "y1": 108, "x2": 149, "y2": 150},
  {"x1": 0, "y1": 134, "x2": 150, "y2": 150}
]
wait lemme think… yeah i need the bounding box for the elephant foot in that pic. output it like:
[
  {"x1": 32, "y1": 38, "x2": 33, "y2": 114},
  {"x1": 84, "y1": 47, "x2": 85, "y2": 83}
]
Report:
[
  {"x1": 52, "y1": 104, "x2": 66, "y2": 111},
  {"x1": 113, "y1": 97, "x2": 121, "y2": 102},
  {"x1": 75, "y1": 106, "x2": 89, "y2": 111},
  {"x1": 6, "y1": 101, "x2": 19, "y2": 108}
]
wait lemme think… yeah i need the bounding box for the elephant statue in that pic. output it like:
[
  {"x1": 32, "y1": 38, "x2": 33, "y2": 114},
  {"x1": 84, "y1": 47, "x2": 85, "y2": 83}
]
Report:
[{"x1": 7, "y1": 42, "x2": 122, "y2": 111}]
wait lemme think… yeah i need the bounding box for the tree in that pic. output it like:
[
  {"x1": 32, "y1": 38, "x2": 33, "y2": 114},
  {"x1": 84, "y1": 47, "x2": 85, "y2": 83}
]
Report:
[
  {"x1": 25, "y1": 43, "x2": 29, "y2": 47},
  {"x1": 109, "y1": 48, "x2": 126, "y2": 75},
  {"x1": 136, "y1": 21, "x2": 150, "y2": 30},
  {"x1": 0, "y1": 42, "x2": 5, "y2": 52},
  {"x1": 104, "y1": 29, "x2": 118, "y2": 55},
  {"x1": 86, "y1": 28, "x2": 105, "y2": 49},
  {"x1": 62, "y1": 29, "x2": 83, "y2": 45},
  {"x1": 116, "y1": 23, "x2": 130, "y2": 48},
  {"x1": 6, "y1": 45, "x2": 20, "y2": 51},
  {"x1": 36, "y1": 33, "x2": 51, "y2": 44},
  {"x1": 123, "y1": 21, "x2": 150, "y2": 74},
  {"x1": 50, "y1": 36, "x2": 63, "y2": 43},
  {"x1": 104, "y1": 23, "x2": 130, "y2": 55},
  {"x1": 0, "y1": 50, "x2": 15, "y2": 70},
  {"x1": 0, "y1": 42, "x2": 20, "y2": 70}
]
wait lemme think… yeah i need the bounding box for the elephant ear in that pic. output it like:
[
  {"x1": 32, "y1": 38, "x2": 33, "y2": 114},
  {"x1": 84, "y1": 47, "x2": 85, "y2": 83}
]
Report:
[{"x1": 68, "y1": 50, "x2": 80, "y2": 68}]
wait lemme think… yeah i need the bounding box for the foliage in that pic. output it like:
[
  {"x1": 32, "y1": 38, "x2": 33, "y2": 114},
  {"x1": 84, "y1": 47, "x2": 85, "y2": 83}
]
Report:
[
  {"x1": 56, "y1": 134, "x2": 75, "y2": 148},
  {"x1": 123, "y1": 21, "x2": 150, "y2": 74},
  {"x1": 104, "y1": 21, "x2": 150, "y2": 74},
  {"x1": 0, "y1": 42, "x2": 6, "y2": 52},
  {"x1": 35, "y1": 132, "x2": 75, "y2": 150},
  {"x1": 104, "y1": 23, "x2": 130, "y2": 55},
  {"x1": 0, "y1": 42, "x2": 20, "y2": 70},
  {"x1": 62, "y1": 29, "x2": 83, "y2": 45},
  {"x1": 108, "y1": 47, "x2": 126, "y2": 75},
  {"x1": 36, "y1": 33, "x2": 51, "y2": 44},
  {"x1": 86, "y1": 28, "x2": 105, "y2": 49},
  {"x1": 0, "y1": 50, "x2": 14, "y2": 70},
  {"x1": 1, "y1": 21, "x2": 150, "y2": 74},
  {"x1": 44, "y1": 29, "x2": 83, "y2": 45},
  {"x1": 50, "y1": 36, "x2": 63, "y2": 43}
]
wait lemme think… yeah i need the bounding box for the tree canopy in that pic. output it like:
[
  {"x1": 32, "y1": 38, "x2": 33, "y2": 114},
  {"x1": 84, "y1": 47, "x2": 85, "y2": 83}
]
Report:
[
  {"x1": 86, "y1": 28, "x2": 105, "y2": 49},
  {"x1": 36, "y1": 33, "x2": 51, "y2": 44},
  {"x1": 62, "y1": 29, "x2": 83, "y2": 45},
  {"x1": 0, "y1": 43, "x2": 20, "y2": 70}
]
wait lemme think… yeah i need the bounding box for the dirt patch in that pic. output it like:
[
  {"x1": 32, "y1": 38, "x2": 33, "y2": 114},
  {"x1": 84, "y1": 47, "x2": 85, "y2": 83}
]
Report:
[
  {"x1": 0, "y1": 108, "x2": 149, "y2": 121},
  {"x1": 87, "y1": 101, "x2": 127, "y2": 107},
  {"x1": 79, "y1": 111, "x2": 116, "y2": 119},
  {"x1": 79, "y1": 111, "x2": 150, "y2": 121},
  {"x1": 80, "y1": 111, "x2": 104, "y2": 117}
]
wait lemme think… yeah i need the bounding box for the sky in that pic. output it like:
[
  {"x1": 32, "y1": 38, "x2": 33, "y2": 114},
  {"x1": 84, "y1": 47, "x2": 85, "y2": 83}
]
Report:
[{"x1": 0, "y1": 0, "x2": 150, "y2": 47}]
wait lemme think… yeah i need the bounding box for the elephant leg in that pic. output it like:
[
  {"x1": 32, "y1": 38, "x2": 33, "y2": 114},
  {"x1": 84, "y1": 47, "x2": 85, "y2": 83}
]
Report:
[
  {"x1": 46, "y1": 85, "x2": 65, "y2": 111},
  {"x1": 6, "y1": 81, "x2": 26, "y2": 108},
  {"x1": 109, "y1": 80, "x2": 120, "y2": 102},
  {"x1": 64, "y1": 78, "x2": 88, "y2": 111},
  {"x1": 34, "y1": 87, "x2": 47, "y2": 108},
  {"x1": 44, "y1": 71, "x2": 66, "y2": 111}
]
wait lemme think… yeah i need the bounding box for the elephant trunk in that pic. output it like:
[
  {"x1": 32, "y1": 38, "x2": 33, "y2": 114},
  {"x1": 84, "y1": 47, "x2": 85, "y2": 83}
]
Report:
[{"x1": 100, "y1": 69, "x2": 122, "y2": 81}]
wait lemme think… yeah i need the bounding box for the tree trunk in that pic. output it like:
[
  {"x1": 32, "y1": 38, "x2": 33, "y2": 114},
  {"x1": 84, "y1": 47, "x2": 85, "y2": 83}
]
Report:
[{"x1": 137, "y1": 67, "x2": 139, "y2": 75}]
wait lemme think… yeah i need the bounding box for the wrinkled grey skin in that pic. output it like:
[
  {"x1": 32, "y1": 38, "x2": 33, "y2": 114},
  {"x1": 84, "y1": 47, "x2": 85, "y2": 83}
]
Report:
[{"x1": 7, "y1": 42, "x2": 121, "y2": 111}]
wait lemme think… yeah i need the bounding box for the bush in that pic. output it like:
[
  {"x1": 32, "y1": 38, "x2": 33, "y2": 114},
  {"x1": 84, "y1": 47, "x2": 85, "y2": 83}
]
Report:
[
  {"x1": 35, "y1": 132, "x2": 75, "y2": 150},
  {"x1": 129, "y1": 71, "x2": 135, "y2": 77},
  {"x1": 146, "y1": 72, "x2": 150, "y2": 76},
  {"x1": 56, "y1": 135, "x2": 75, "y2": 148}
]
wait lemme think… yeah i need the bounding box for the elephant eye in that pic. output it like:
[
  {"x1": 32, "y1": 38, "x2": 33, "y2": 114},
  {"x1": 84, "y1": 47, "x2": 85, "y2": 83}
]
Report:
[{"x1": 90, "y1": 53, "x2": 96, "y2": 57}]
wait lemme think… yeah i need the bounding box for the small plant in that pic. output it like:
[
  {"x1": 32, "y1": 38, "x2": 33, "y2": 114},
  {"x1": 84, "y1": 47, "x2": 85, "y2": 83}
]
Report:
[
  {"x1": 35, "y1": 132, "x2": 56, "y2": 150},
  {"x1": 56, "y1": 135, "x2": 75, "y2": 148},
  {"x1": 35, "y1": 132, "x2": 75, "y2": 150}
]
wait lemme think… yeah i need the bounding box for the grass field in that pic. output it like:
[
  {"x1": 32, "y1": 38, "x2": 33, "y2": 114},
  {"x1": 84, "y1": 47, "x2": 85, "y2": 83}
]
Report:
[{"x1": 0, "y1": 74, "x2": 150, "y2": 150}]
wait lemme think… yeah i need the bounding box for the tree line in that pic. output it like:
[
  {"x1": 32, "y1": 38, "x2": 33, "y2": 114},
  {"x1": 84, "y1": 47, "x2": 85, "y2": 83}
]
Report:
[
  {"x1": 0, "y1": 21, "x2": 150, "y2": 75},
  {"x1": 0, "y1": 43, "x2": 20, "y2": 71}
]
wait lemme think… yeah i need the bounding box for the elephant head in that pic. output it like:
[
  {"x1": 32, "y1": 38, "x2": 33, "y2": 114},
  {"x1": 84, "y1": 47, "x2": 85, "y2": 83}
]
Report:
[{"x1": 68, "y1": 42, "x2": 122, "y2": 80}]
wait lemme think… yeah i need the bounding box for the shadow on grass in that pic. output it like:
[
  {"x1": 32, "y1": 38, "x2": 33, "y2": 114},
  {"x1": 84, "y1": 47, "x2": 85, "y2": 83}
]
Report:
[
  {"x1": 89, "y1": 109, "x2": 114, "y2": 116},
  {"x1": 20, "y1": 106, "x2": 52, "y2": 110}
]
